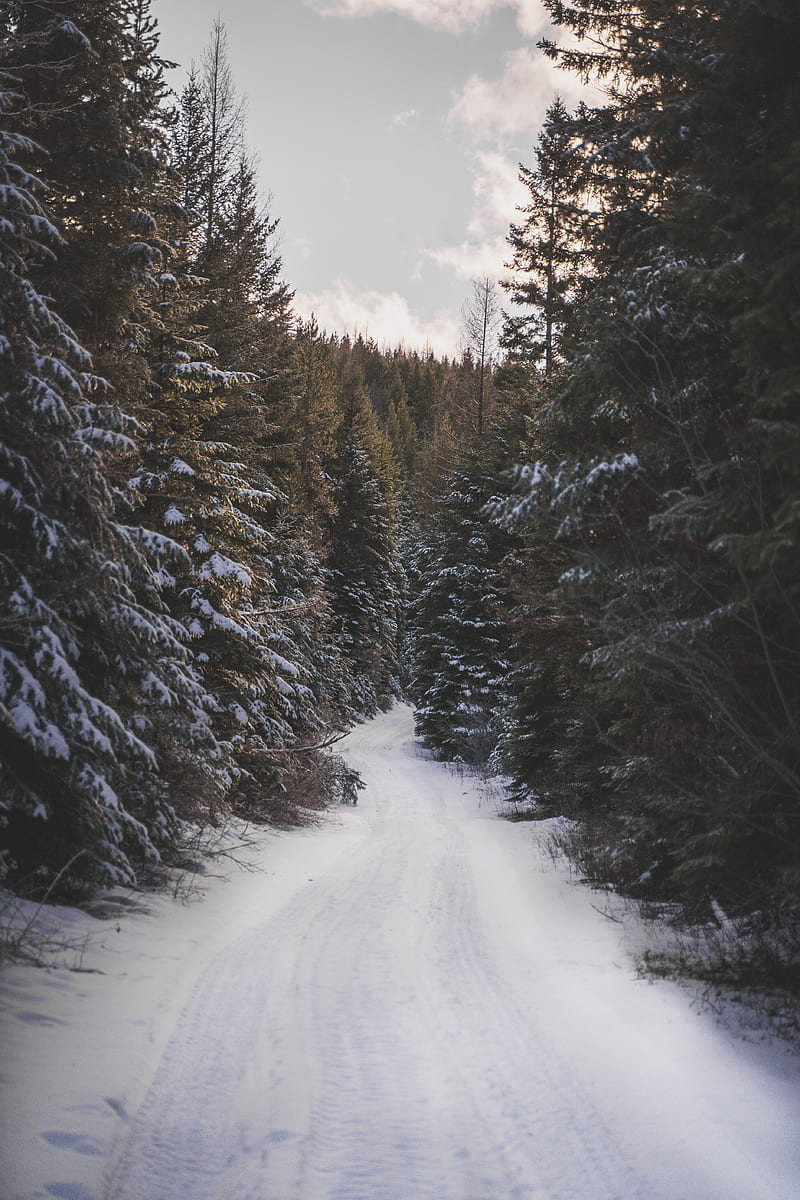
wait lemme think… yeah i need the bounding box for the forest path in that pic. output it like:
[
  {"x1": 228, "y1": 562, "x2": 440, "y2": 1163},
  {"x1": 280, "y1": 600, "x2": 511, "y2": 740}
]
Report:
[{"x1": 104, "y1": 704, "x2": 800, "y2": 1200}]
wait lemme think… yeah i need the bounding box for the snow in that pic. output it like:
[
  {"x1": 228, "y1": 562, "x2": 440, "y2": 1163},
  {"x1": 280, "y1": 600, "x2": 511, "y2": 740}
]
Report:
[
  {"x1": 187, "y1": 594, "x2": 254, "y2": 639},
  {"x1": 169, "y1": 457, "x2": 195, "y2": 476},
  {"x1": 267, "y1": 649, "x2": 301, "y2": 677},
  {"x1": 199, "y1": 552, "x2": 251, "y2": 586},
  {"x1": 584, "y1": 451, "x2": 640, "y2": 484},
  {"x1": 1, "y1": 703, "x2": 799, "y2": 1200}
]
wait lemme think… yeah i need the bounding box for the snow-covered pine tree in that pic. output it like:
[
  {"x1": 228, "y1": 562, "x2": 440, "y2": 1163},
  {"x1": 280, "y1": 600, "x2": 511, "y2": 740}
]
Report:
[
  {"x1": 135, "y1": 135, "x2": 311, "y2": 821},
  {"x1": 265, "y1": 514, "x2": 353, "y2": 736},
  {"x1": 490, "y1": 499, "x2": 599, "y2": 815},
  {"x1": 493, "y1": 0, "x2": 800, "y2": 919},
  {"x1": 639, "y1": 0, "x2": 800, "y2": 914},
  {"x1": 14, "y1": 0, "x2": 255, "y2": 822},
  {"x1": 491, "y1": 1, "x2": 734, "y2": 896},
  {"x1": 328, "y1": 394, "x2": 403, "y2": 717},
  {"x1": 6, "y1": 1, "x2": 174, "y2": 406},
  {"x1": 408, "y1": 429, "x2": 520, "y2": 767},
  {"x1": 168, "y1": 26, "x2": 367, "y2": 814},
  {"x1": 148, "y1": 19, "x2": 360, "y2": 819},
  {"x1": 207, "y1": 146, "x2": 294, "y2": 374},
  {"x1": 0, "y1": 43, "x2": 215, "y2": 894}
]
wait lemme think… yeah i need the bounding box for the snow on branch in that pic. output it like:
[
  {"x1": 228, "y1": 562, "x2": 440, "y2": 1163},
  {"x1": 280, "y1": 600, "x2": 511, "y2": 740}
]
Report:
[{"x1": 488, "y1": 453, "x2": 641, "y2": 538}]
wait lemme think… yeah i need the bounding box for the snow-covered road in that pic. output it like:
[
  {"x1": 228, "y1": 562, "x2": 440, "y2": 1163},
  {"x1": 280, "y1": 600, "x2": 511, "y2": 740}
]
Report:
[{"x1": 3, "y1": 704, "x2": 800, "y2": 1200}]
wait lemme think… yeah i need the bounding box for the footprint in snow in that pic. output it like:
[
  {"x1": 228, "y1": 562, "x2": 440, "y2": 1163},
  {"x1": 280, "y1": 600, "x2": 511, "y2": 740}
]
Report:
[
  {"x1": 15, "y1": 1010, "x2": 67, "y2": 1026},
  {"x1": 44, "y1": 1184, "x2": 95, "y2": 1200},
  {"x1": 42, "y1": 1131, "x2": 103, "y2": 1155}
]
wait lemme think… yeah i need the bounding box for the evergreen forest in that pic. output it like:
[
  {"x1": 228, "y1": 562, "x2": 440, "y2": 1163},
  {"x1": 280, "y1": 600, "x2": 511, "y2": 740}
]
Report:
[{"x1": 2, "y1": 1, "x2": 799, "y2": 988}]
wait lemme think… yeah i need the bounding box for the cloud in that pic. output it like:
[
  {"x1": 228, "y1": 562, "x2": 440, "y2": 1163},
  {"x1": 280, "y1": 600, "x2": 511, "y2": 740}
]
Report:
[
  {"x1": 512, "y1": 0, "x2": 552, "y2": 37},
  {"x1": 448, "y1": 45, "x2": 584, "y2": 142},
  {"x1": 467, "y1": 149, "x2": 526, "y2": 238},
  {"x1": 311, "y1": 0, "x2": 550, "y2": 36},
  {"x1": 390, "y1": 107, "x2": 419, "y2": 130},
  {"x1": 293, "y1": 279, "x2": 462, "y2": 356},
  {"x1": 421, "y1": 148, "x2": 526, "y2": 282},
  {"x1": 423, "y1": 235, "x2": 510, "y2": 283}
]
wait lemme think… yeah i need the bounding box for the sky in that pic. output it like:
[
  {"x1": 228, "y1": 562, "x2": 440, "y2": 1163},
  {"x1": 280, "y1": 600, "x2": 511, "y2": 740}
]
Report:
[{"x1": 153, "y1": 0, "x2": 589, "y2": 356}]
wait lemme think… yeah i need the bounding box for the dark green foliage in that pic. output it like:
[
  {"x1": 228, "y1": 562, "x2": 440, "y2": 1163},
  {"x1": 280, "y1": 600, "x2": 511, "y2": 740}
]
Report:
[
  {"x1": 140, "y1": 25, "x2": 345, "y2": 823},
  {"x1": 10, "y1": 0, "x2": 798, "y2": 940},
  {"x1": 495, "y1": 545, "x2": 597, "y2": 815},
  {"x1": 6, "y1": 1, "x2": 173, "y2": 400},
  {"x1": 278, "y1": 319, "x2": 341, "y2": 518},
  {"x1": 328, "y1": 421, "x2": 403, "y2": 716},
  {"x1": 493, "y1": 0, "x2": 800, "y2": 922},
  {"x1": 503, "y1": 98, "x2": 589, "y2": 375},
  {"x1": 408, "y1": 426, "x2": 521, "y2": 766},
  {"x1": 0, "y1": 3, "x2": 408, "y2": 897},
  {"x1": 326, "y1": 333, "x2": 494, "y2": 486},
  {"x1": 0, "y1": 32, "x2": 216, "y2": 893}
]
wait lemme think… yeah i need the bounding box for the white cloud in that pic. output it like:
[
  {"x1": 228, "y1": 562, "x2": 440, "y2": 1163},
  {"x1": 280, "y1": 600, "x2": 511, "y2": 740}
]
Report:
[
  {"x1": 390, "y1": 107, "x2": 419, "y2": 130},
  {"x1": 293, "y1": 279, "x2": 461, "y2": 356},
  {"x1": 467, "y1": 149, "x2": 526, "y2": 238},
  {"x1": 311, "y1": 0, "x2": 550, "y2": 36},
  {"x1": 512, "y1": 0, "x2": 551, "y2": 37},
  {"x1": 421, "y1": 148, "x2": 526, "y2": 283},
  {"x1": 423, "y1": 235, "x2": 510, "y2": 283},
  {"x1": 448, "y1": 45, "x2": 584, "y2": 141}
]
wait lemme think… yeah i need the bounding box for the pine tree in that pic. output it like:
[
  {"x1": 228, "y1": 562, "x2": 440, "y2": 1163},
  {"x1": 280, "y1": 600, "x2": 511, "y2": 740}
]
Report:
[
  {"x1": 198, "y1": 18, "x2": 244, "y2": 253},
  {"x1": 201, "y1": 146, "x2": 293, "y2": 373},
  {"x1": 280, "y1": 319, "x2": 341, "y2": 520},
  {"x1": 385, "y1": 392, "x2": 419, "y2": 476},
  {"x1": 503, "y1": 97, "x2": 589, "y2": 376},
  {"x1": 265, "y1": 514, "x2": 353, "y2": 735},
  {"x1": 136, "y1": 96, "x2": 307, "y2": 821},
  {"x1": 492, "y1": 0, "x2": 800, "y2": 918},
  {"x1": 408, "y1": 429, "x2": 520, "y2": 766},
  {"x1": 142, "y1": 17, "x2": 340, "y2": 820},
  {"x1": 0, "y1": 34, "x2": 215, "y2": 892},
  {"x1": 172, "y1": 64, "x2": 210, "y2": 236},
  {"x1": 6, "y1": 0, "x2": 175, "y2": 405},
  {"x1": 328, "y1": 407, "x2": 403, "y2": 716},
  {"x1": 645, "y1": 0, "x2": 800, "y2": 911}
]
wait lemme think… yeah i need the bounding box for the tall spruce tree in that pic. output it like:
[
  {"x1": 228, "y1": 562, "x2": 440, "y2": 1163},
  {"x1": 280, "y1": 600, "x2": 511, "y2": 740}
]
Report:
[
  {"x1": 281, "y1": 319, "x2": 341, "y2": 520},
  {"x1": 409, "y1": 427, "x2": 520, "y2": 766},
  {"x1": 492, "y1": 0, "x2": 800, "y2": 920},
  {"x1": 0, "y1": 25, "x2": 216, "y2": 893},
  {"x1": 503, "y1": 97, "x2": 589, "y2": 376},
  {"x1": 328, "y1": 388, "x2": 403, "y2": 716},
  {"x1": 140, "y1": 23, "x2": 328, "y2": 820},
  {"x1": 6, "y1": 0, "x2": 175, "y2": 405}
]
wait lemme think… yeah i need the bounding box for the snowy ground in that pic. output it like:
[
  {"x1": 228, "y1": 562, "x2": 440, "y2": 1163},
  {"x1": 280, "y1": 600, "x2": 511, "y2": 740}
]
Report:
[{"x1": 2, "y1": 703, "x2": 799, "y2": 1200}]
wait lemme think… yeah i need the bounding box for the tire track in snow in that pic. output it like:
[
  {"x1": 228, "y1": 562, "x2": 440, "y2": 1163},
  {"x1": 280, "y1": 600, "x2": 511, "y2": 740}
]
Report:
[
  {"x1": 104, "y1": 705, "x2": 800, "y2": 1200},
  {"x1": 418, "y1": 817, "x2": 643, "y2": 1200},
  {"x1": 289, "y1": 816, "x2": 504, "y2": 1200}
]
